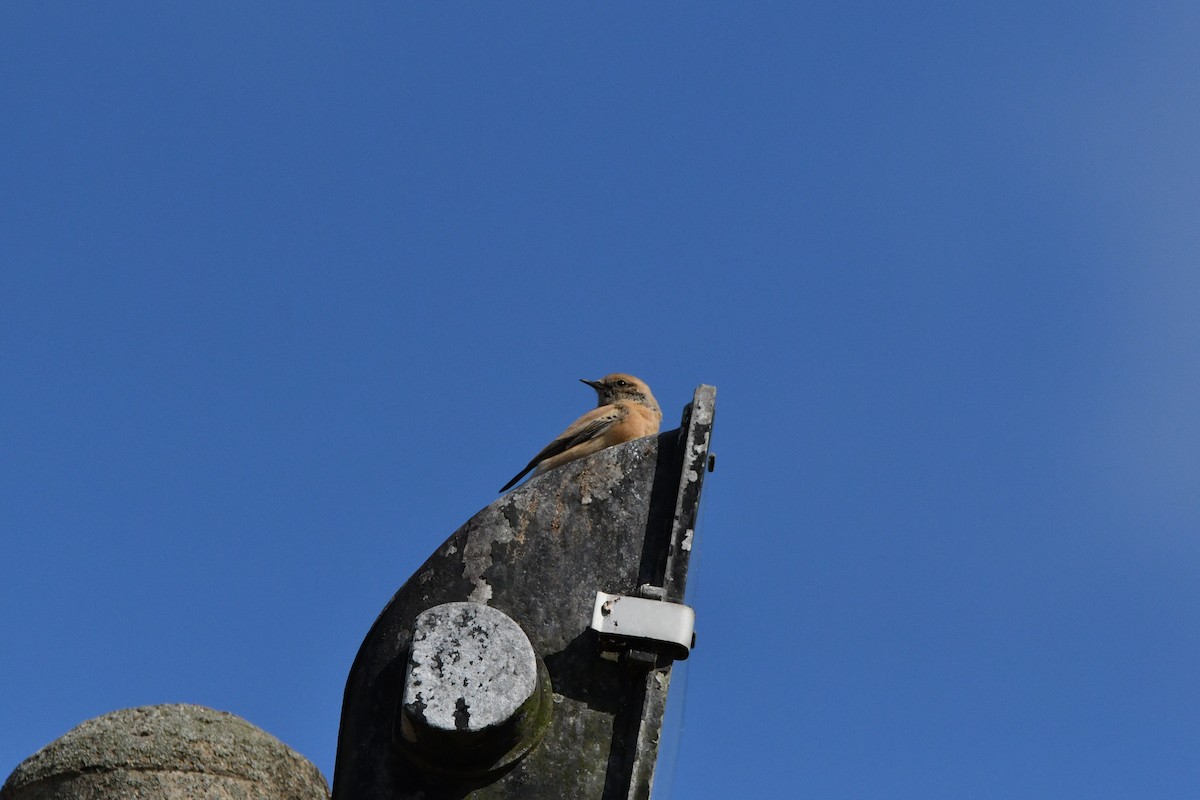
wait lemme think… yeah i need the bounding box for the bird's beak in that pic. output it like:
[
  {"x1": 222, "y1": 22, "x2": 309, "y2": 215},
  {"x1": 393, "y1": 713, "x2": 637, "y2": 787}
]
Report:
[{"x1": 581, "y1": 378, "x2": 602, "y2": 391}]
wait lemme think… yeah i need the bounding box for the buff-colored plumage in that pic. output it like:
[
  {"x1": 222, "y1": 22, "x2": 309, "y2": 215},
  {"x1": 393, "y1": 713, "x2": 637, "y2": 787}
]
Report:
[{"x1": 500, "y1": 374, "x2": 662, "y2": 492}]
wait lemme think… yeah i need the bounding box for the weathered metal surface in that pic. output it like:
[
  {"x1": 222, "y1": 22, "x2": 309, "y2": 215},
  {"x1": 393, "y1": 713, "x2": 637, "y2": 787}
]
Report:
[
  {"x1": 618, "y1": 385, "x2": 714, "y2": 800},
  {"x1": 333, "y1": 385, "x2": 716, "y2": 800},
  {"x1": 396, "y1": 602, "x2": 552, "y2": 778}
]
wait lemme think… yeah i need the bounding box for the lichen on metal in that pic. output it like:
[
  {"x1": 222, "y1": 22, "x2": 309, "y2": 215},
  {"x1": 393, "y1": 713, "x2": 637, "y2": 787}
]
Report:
[
  {"x1": 402, "y1": 603, "x2": 538, "y2": 736},
  {"x1": 395, "y1": 602, "x2": 552, "y2": 778},
  {"x1": 333, "y1": 385, "x2": 716, "y2": 800}
]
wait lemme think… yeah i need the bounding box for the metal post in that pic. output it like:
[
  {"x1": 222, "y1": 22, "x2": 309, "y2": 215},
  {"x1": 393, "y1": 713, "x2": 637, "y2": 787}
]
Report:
[{"x1": 333, "y1": 385, "x2": 716, "y2": 799}]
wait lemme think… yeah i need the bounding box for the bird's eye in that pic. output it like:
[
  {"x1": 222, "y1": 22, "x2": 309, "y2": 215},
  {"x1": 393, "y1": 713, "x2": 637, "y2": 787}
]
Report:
[{"x1": 616, "y1": 380, "x2": 628, "y2": 387}]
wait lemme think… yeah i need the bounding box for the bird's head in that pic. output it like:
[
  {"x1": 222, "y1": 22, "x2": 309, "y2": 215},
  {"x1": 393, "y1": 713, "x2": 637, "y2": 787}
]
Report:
[{"x1": 581, "y1": 373, "x2": 661, "y2": 414}]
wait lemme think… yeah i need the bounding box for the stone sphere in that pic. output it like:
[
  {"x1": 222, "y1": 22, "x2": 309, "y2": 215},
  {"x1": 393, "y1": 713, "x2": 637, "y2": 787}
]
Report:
[{"x1": 1, "y1": 704, "x2": 328, "y2": 800}]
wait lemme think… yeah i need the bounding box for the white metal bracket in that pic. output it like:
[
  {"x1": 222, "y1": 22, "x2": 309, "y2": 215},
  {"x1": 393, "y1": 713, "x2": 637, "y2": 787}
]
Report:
[{"x1": 589, "y1": 591, "x2": 696, "y2": 661}]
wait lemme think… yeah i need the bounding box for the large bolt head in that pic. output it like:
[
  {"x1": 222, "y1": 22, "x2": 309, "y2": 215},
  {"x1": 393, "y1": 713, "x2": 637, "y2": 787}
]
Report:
[{"x1": 394, "y1": 602, "x2": 551, "y2": 777}]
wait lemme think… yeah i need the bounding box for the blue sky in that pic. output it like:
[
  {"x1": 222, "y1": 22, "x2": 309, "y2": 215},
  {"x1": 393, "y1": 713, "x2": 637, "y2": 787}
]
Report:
[{"x1": 3, "y1": 3, "x2": 1199, "y2": 797}]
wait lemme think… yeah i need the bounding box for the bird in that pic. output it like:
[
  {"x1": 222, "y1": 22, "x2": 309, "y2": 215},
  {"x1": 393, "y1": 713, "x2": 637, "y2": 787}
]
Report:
[{"x1": 499, "y1": 373, "x2": 663, "y2": 492}]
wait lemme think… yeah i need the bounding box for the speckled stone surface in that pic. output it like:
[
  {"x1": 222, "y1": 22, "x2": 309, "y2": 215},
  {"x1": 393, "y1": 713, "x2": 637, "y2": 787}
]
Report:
[{"x1": 1, "y1": 704, "x2": 329, "y2": 800}]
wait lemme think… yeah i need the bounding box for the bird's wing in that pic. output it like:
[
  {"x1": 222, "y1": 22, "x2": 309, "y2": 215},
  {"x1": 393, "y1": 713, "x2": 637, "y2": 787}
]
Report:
[
  {"x1": 499, "y1": 406, "x2": 623, "y2": 492},
  {"x1": 549, "y1": 406, "x2": 624, "y2": 453}
]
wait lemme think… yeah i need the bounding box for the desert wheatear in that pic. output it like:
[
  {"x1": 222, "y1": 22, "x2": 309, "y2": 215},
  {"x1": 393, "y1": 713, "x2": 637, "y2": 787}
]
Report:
[{"x1": 499, "y1": 373, "x2": 662, "y2": 492}]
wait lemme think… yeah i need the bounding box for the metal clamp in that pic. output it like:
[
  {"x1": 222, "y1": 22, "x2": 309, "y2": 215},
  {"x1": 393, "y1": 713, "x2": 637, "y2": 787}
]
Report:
[{"x1": 590, "y1": 591, "x2": 696, "y2": 661}]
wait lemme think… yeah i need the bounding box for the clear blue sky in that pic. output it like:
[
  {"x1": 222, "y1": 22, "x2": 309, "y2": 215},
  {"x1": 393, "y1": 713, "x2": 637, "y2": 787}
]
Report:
[{"x1": 3, "y1": 3, "x2": 1199, "y2": 797}]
